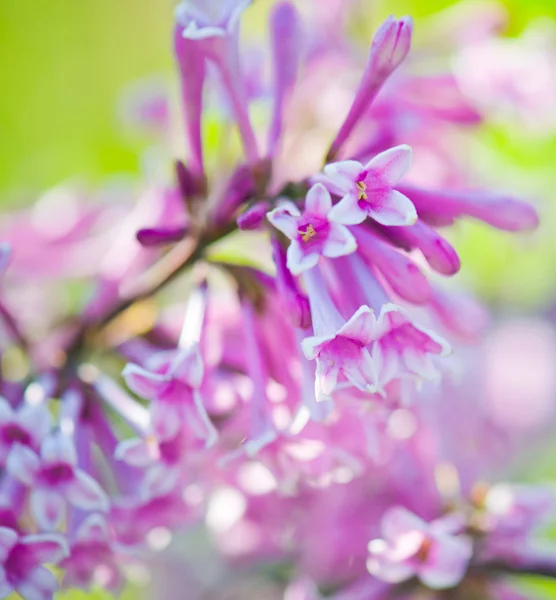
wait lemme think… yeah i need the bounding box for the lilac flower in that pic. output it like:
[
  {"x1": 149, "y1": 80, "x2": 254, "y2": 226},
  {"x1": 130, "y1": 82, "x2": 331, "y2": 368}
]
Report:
[
  {"x1": 0, "y1": 528, "x2": 68, "y2": 599},
  {"x1": 302, "y1": 266, "x2": 376, "y2": 399},
  {"x1": 371, "y1": 304, "x2": 451, "y2": 390},
  {"x1": 6, "y1": 434, "x2": 108, "y2": 531},
  {"x1": 123, "y1": 345, "x2": 218, "y2": 446},
  {"x1": 367, "y1": 507, "x2": 472, "y2": 589},
  {"x1": 267, "y1": 184, "x2": 357, "y2": 275},
  {"x1": 0, "y1": 397, "x2": 51, "y2": 465},
  {"x1": 325, "y1": 145, "x2": 417, "y2": 227},
  {"x1": 61, "y1": 514, "x2": 122, "y2": 592}
]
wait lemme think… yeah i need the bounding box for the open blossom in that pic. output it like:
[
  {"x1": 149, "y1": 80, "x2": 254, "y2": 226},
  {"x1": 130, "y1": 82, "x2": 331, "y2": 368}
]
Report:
[
  {"x1": 325, "y1": 145, "x2": 417, "y2": 227},
  {"x1": 367, "y1": 507, "x2": 472, "y2": 589},
  {"x1": 60, "y1": 514, "x2": 122, "y2": 592},
  {"x1": 123, "y1": 345, "x2": 218, "y2": 446},
  {"x1": 301, "y1": 267, "x2": 377, "y2": 399},
  {"x1": 267, "y1": 183, "x2": 357, "y2": 275},
  {"x1": 6, "y1": 435, "x2": 108, "y2": 531},
  {"x1": 371, "y1": 304, "x2": 451, "y2": 390},
  {"x1": 0, "y1": 528, "x2": 68, "y2": 599}
]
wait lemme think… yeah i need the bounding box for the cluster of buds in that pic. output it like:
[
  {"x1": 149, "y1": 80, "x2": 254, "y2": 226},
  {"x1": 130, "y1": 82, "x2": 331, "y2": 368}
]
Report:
[{"x1": 0, "y1": 1, "x2": 553, "y2": 599}]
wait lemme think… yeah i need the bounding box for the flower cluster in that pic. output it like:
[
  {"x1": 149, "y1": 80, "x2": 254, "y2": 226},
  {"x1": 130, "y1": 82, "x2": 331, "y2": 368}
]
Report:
[{"x1": 0, "y1": 1, "x2": 553, "y2": 599}]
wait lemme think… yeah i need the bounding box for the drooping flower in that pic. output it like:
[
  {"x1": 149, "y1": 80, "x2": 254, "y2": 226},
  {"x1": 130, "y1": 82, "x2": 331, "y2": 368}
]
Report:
[
  {"x1": 301, "y1": 266, "x2": 376, "y2": 400},
  {"x1": 123, "y1": 345, "x2": 218, "y2": 446},
  {"x1": 325, "y1": 145, "x2": 417, "y2": 227},
  {"x1": 367, "y1": 507, "x2": 472, "y2": 589},
  {"x1": 371, "y1": 304, "x2": 451, "y2": 390},
  {"x1": 267, "y1": 184, "x2": 357, "y2": 275}
]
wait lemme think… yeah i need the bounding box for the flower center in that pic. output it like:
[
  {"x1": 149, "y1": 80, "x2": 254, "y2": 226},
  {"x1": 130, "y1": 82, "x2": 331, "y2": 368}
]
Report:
[
  {"x1": 416, "y1": 537, "x2": 433, "y2": 562},
  {"x1": 298, "y1": 223, "x2": 317, "y2": 242},
  {"x1": 356, "y1": 181, "x2": 367, "y2": 200}
]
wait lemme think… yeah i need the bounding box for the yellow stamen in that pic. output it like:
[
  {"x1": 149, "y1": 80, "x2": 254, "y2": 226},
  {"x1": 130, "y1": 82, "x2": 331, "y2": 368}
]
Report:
[
  {"x1": 356, "y1": 181, "x2": 367, "y2": 200},
  {"x1": 299, "y1": 223, "x2": 316, "y2": 242}
]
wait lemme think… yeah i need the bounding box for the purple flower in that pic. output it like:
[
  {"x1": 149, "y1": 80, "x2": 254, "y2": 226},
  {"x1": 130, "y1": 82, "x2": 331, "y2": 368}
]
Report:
[
  {"x1": 371, "y1": 304, "x2": 450, "y2": 390},
  {"x1": 61, "y1": 514, "x2": 122, "y2": 592},
  {"x1": 0, "y1": 527, "x2": 68, "y2": 599},
  {"x1": 123, "y1": 345, "x2": 217, "y2": 446},
  {"x1": 302, "y1": 267, "x2": 376, "y2": 399},
  {"x1": 367, "y1": 507, "x2": 472, "y2": 589},
  {"x1": 6, "y1": 434, "x2": 109, "y2": 531},
  {"x1": 267, "y1": 184, "x2": 357, "y2": 275},
  {"x1": 325, "y1": 145, "x2": 417, "y2": 227},
  {"x1": 0, "y1": 243, "x2": 10, "y2": 277}
]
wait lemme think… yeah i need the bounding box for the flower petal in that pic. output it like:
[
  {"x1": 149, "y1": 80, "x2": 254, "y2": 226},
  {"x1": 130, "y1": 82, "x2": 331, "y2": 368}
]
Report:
[
  {"x1": 17, "y1": 404, "x2": 52, "y2": 445},
  {"x1": 301, "y1": 334, "x2": 336, "y2": 361},
  {"x1": 266, "y1": 201, "x2": 300, "y2": 239},
  {"x1": 20, "y1": 533, "x2": 69, "y2": 564},
  {"x1": 66, "y1": 470, "x2": 109, "y2": 512},
  {"x1": 40, "y1": 434, "x2": 77, "y2": 467},
  {"x1": 324, "y1": 160, "x2": 364, "y2": 193},
  {"x1": 382, "y1": 506, "x2": 427, "y2": 541},
  {"x1": 366, "y1": 145, "x2": 412, "y2": 186},
  {"x1": 76, "y1": 514, "x2": 111, "y2": 544},
  {"x1": 16, "y1": 566, "x2": 59, "y2": 600},
  {"x1": 30, "y1": 488, "x2": 66, "y2": 531},
  {"x1": 151, "y1": 402, "x2": 182, "y2": 442},
  {"x1": 170, "y1": 345, "x2": 204, "y2": 388},
  {"x1": 328, "y1": 193, "x2": 367, "y2": 225},
  {"x1": 115, "y1": 437, "x2": 159, "y2": 468},
  {"x1": 0, "y1": 527, "x2": 17, "y2": 562},
  {"x1": 6, "y1": 443, "x2": 40, "y2": 485},
  {"x1": 418, "y1": 535, "x2": 472, "y2": 589},
  {"x1": 287, "y1": 240, "x2": 319, "y2": 276},
  {"x1": 305, "y1": 183, "x2": 332, "y2": 214},
  {"x1": 122, "y1": 363, "x2": 169, "y2": 400},
  {"x1": 368, "y1": 190, "x2": 417, "y2": 227},
  {"x1": 337, "y1": 306, "x2": 375, "y2": 345},
  {"x1": 322, "y1": 223, "x2": 357, "y2": 258}
]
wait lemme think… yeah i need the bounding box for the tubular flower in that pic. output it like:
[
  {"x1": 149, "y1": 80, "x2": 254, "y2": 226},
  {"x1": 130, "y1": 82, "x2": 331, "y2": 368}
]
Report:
[{"x1": 0, "y1": 0, "x2": 549, "y2": 598}]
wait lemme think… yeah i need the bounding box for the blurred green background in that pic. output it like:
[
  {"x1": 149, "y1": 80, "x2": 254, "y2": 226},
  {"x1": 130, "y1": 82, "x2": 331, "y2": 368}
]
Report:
[{"x1": 1, "y1": 0, "x2": 556, "y2": 598}]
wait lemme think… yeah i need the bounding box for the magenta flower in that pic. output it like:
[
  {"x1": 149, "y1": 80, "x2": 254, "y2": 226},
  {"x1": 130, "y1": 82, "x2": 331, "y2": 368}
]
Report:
[
  {"x1": 367, "y1": 507, "x2": 472, "y2": 589},
  {"x1": 371, "y1": 304, "x2": 451, "y2": 390},
  {"x1": 6, "y1": 434, "x2": 108, "y2": 531},
  {"x1": 267, "y1": 184, "x2": 357, "y2": 275},
  {"x1": 302, "y1": 267, "x2": 376, "y2": 399},
  {"x1": 0, "y1": 398, "x2": 51, "y2": 465},
  {"x1": 61, "y1": 514, "x2": 122, "y2": 592},
  {"x1": 0, "y1": 527, "x2": 68, "y2": 599},
  {"x1": 122, "y1": 345, "x2": 218, "y2": 446},
  {"x1": 325, "y1": 145, "x2": 417, "y2": 227}
]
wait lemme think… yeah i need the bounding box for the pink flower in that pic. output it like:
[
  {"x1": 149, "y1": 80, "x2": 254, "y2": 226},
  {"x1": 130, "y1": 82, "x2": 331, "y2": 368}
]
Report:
[
  {"x1": 371, "y1": 304, "x2": 450, "y2": 390},
  {"x1": 6, "y1": 434, "x2": 109, "y2": 531},
  {"x1": 0, "y1": 527, "x2": 68, "y2": 599},
  {"x1": 302, "y1": 306, "x2": 377, "y2": 399},
  {"x1": 302, "y1": 266, "x2": 376, "y2": 400},
  {"x1": 267, "y1": 184, "x2": 357, "y2": 275},
  {"x1": 122, "y1": 345, "x2": 217, "y2": 446},
  {"x1": 61, "y1": 514, "x2": 122, "y2": 592},
  {"x1": 0, "y1": 398, "x2": 51, "y2": 465},
  {"x1": 325, "y1": 145, "x2": 417, "y2": 227},
  {"x1": 367, "y1": 507, "x2": 472, "y2": 589}
]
